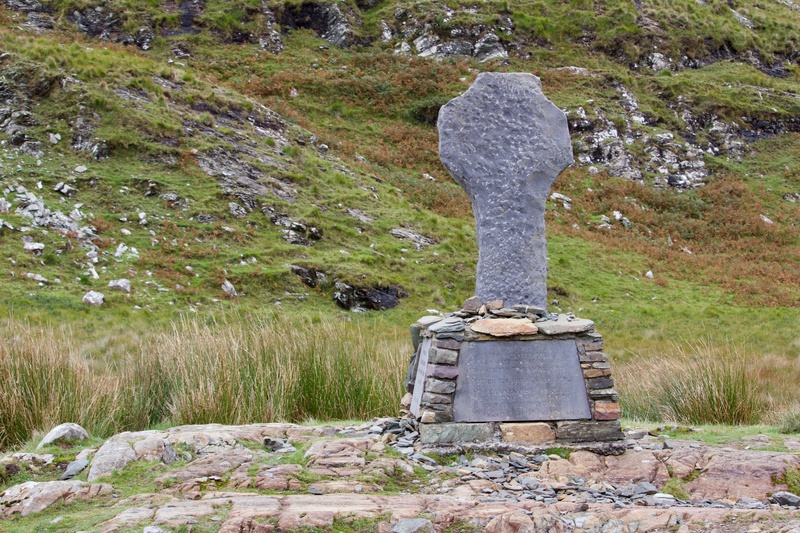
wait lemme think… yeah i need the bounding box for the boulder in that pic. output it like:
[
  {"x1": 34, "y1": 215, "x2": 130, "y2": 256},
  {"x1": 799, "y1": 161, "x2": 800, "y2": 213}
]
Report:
[
  {"x1": 0, "y1": 480, "x2": 111, "y2": 517},
  {"x1": 82, "y1": 291, "x2": 104, "y2": 306},
  {"x1": 37, "y1": 422, "x2": 89, "y2": 449},
  {"x1": 87, "y1": 440, "x2": 136, "y2": 481},
  {"x1": 392, "y1": 518, "x2": 435, "y2": 533},
  {"x1": 107, "y1": 278, "x2": 131, "y2": 293}
]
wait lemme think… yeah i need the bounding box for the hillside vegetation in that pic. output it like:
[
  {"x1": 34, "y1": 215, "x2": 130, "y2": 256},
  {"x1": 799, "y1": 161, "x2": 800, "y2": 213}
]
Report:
[{"x1": 1, "y1": 0, "x2": 800, "y2": 446}]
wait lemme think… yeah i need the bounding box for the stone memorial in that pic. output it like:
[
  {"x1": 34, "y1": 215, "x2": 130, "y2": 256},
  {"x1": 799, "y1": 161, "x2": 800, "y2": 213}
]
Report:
[
  {"x1": 438, "y1": 72, "x2": 573, "y2": 309},
  {"x1": 406, "y1": 73, "x2": 623, "y2": 445}
]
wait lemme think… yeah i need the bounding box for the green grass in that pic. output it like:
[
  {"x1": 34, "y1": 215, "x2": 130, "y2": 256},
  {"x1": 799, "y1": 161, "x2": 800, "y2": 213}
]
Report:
[
  {"x1": 783, "y1": 468, "x2": 800, "y2": 495},
  {"x1": 660, "y1": 477, "x2": 691, "y2": 500}
]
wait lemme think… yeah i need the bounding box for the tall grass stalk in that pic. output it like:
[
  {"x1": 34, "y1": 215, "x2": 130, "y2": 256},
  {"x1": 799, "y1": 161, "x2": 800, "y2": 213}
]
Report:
[
  {"x1": 0, "y1": 322, "x2": 122, "y2": 449},
  {"x1": 0, "y1": 315, "x2": 408, "y2": 450},
  {"x1": 618, "y1": 341, "x2": 768, "y2": 425}
]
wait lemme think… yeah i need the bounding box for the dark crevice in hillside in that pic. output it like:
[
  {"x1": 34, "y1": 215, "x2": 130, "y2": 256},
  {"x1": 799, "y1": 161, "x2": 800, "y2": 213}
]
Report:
[
  {"x1": 276, "y1": 2, "x2": 367, "y2": 48},
  {"x1": 162, "y1": 0, "x2": 203, "y2": 36}
]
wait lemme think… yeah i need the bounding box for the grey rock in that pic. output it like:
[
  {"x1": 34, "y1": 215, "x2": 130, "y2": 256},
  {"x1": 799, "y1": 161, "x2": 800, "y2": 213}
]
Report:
[
  {"x1": 462, "y1": 296, "x2": 482, "y2": 313},
  {"x1": 392, "y1": 518, "x2": 435, "y2": 533},
  {"x1": 419, "y1": 422, "x2": 493, "y2": 444},
  {"x1": 416, "y1": 315, "x2": 442, "y2": 328},
  {"x1": 59, "y1": 459, "x2": 89, "y2": 480},
  {"x1": 772, "y1": 491, "x2": 800, "y2": 507},
  {"x1": 321, "y1": 4, "x2": 357, "y2": 48},
  {"x1": 473, "y1": 32, "x2": 507, "y2": 62},
  {"x1": 82, "y1": 291, "x2": 104, "y2": 306},
  {"x1": 37, "y1": 423, "x2": 89, "y2": 449},
  {"x1": 438, "y1": 40, "x2": 474, "y2": 58},
  {"x1": 221, "y1": 280, "x2": 237, "y2": 298},
  {"x1": 389, "y1": 228, "x2": 436, "y2": 250},
  {"x1": 427, "y1": 347, "x2": 458, "y2": 365},
  {"x1": 425, "y1": 378, "x2": 455, "y2": 394},
  {"x1": 25, "y1": 273, "x2": 48, "y2": 283},
  {"x1": 438, "y1": 73, "x2": 573, "y2": 308},
  {"x1": 143, "y1": 527, "x2": 166, "y2": 533},
  {"x1": 87, "y1": 441, "x2": 136, "y2": 481},
  {"x1": 53, "y1": 182, "x2": 76, "y2": 196},
  {"x1": 652, "y1": 492, "x2": 676, "y2": 505},
  {"x1": 428, "y1": 317, "x2": 464, "y2": 333},
  {"x1": 228, "y1": 201, "x2": 247, "y2": 218},
  {"x1": 23, "y1": 242, "x2": 44, "y2": 254},
  {"x1": 634, "y1": 482, "x2": 658, "y2": 495},
  {"x1": 108, "y1": 278, "x2": 131, "y2": 293},
  {"x1": 556, "y1": 420, "x2": 623, "y2": 442},
  {"x1": 333, "y1": 283, "x2": 406, "y2": 311},
  {"x1": 536, "y1": 315, "x2": 594, "y2": 335}
]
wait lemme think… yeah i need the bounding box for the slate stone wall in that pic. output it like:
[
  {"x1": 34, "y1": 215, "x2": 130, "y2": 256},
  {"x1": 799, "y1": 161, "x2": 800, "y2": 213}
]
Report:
[{"x1": 406, "y1": 306, "x2": 623, "y2": 444}]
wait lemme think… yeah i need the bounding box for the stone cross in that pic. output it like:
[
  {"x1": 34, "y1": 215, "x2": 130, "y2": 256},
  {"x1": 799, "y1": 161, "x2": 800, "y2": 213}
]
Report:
[{"x1": 438, "y1": 72, "x2": 573, "y2": 309}]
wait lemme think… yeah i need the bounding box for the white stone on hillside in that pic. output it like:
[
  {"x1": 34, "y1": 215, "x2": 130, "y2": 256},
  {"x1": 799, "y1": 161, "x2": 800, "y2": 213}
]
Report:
[
  {"x1": 222, "y1": 280, "x2": 237, "y2": 298},
  {"x1": 108, "y1": 278, "x2": 131, "y2": 293},
  {"x1": 82, "y1": 291, "x2": 104, "y2": 306}
]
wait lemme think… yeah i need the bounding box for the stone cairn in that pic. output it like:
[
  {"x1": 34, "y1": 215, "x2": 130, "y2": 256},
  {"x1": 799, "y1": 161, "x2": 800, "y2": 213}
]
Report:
[{"x1": 405, "y1": 73, "x2": 622, "y2": 445}]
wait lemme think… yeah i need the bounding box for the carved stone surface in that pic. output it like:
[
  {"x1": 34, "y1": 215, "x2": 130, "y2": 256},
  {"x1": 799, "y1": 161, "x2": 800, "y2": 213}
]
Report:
[
  {"x1": 438, "y1": 72, "x2": 573, "y2": 308},
  {"x1": 452, "y1": 340, "x2": 591, "y2": 422}
]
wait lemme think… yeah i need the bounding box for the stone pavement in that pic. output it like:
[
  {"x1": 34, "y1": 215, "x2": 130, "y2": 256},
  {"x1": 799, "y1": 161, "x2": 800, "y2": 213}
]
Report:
[{"x1": 2, "y1": 420, "x2": 800, "y2": 532}]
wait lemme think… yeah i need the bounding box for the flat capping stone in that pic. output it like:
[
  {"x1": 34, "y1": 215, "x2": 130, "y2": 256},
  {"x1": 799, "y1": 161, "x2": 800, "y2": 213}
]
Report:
[
  {"x1": 419, "y1": 422, "x2": 494, "y2": 444},
  {"x1": 463, "y1": 333, "x2": 546, "y2": 342}
]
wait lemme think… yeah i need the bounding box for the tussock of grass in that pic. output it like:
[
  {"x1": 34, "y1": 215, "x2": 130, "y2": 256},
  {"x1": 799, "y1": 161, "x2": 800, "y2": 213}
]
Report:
[
  {"x1": 618, "y1": 341, "x2": 773, "y2": 425},
  {"x1": 660, "y1": 478, "x2": 690, "y2": 500},
  {"x1": 0, "y1": 315, "x2": 407, "y2": 449},
  {"x1": 780, "y1": 407, "x2": 800, "y2": 435}
]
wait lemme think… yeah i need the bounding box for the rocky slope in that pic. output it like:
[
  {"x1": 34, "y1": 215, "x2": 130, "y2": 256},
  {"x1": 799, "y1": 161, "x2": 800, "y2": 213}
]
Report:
[
  {"x1": 1, "y1": 0, "x2": 800, "y2": 320},
  {"x1": 2, "y1": 420, "x2": 800, "y2": 531}
]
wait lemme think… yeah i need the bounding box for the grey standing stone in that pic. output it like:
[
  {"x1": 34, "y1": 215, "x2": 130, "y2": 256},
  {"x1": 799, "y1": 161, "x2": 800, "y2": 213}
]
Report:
[{"x1": 438, "y1": 72, "x2": 573, "y2": 308}]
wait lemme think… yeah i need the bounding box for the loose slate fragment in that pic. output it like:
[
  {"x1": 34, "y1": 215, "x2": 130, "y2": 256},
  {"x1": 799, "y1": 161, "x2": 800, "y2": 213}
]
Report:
[{"x1": 438, "y1": 73, "x2": 573, "y2": 308}]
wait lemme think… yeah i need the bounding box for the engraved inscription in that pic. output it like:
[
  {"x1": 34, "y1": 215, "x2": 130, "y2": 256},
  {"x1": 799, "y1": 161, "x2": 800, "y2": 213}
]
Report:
[
  {"x1": 453, "y1": 340, "x2": 591, "y2": 422},
  {"x1": 410, "y1": 337, "x2": 432, "y2": 417}
]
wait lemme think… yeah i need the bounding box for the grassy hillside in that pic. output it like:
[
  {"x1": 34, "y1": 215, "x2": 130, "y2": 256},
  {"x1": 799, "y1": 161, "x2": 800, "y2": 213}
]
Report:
[{"x1": 1, "y1": 0, "x2": 800, "y2": 445}]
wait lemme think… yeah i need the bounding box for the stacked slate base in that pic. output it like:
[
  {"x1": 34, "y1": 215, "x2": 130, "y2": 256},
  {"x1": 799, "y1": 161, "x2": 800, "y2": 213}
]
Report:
[{"x1": 405, "y1": 300, "x2": 623, "y2": 445}]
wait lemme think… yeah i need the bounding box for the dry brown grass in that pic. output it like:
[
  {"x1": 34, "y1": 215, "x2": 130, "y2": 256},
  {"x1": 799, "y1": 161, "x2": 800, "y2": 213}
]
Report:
[
  {"x1": 617, "y1": 340, "x2": 800, "y2": 425},
  {"x1": 0, "y1": 315, "x2": 408, "y2": 450},
  {"x1": 551, "y1": 170, "x2": 800, "y2": 306}
]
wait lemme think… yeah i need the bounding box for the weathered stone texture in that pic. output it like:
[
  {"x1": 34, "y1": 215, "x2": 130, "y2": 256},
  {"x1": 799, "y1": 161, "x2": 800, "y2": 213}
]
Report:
[
  {"x1": 438, "y1": 72, "x2": 573, "y2": 308},
  {"x1": 499, "y1": 422, "x2": 556, "y2": 444}
]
